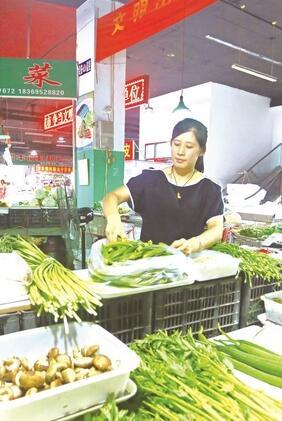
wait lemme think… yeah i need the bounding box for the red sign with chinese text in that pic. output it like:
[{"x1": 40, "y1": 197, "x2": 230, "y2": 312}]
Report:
[
  {"x1": 125, "y1": 75, "x2": 149, "y2": 110},
  {"x1": 124, "y1": 139, "x2": 135, "y2": 160},
  {"x1": 96, "y1": 0, "x2": 217, "y2": 62},
  {"x1": 36, "y1": 165, "x2": 72, "y2": 174},
  {"x1": 44, "y1": 105, "x2": 73, "y2": 130}
]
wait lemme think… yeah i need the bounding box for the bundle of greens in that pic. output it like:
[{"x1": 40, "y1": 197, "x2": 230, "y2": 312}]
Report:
[
  {"x1": 0, "y1": 235, "x2": 101, "y2": 322},
  {"x1": 238, "y1": 225, "x2": 282, "y2": 240},
  {"x1": 212, "y1": 243, "x2": 281, "y2": 285},
  {"x1": 101, "y1": 239, "x2": 172, "y2": 265},
  {"x1": 128, "y1": 330, "x2": 282, "y2": 420},
  {"x1": 214, "y1": 330, "x2": 282, "y2": 388}
]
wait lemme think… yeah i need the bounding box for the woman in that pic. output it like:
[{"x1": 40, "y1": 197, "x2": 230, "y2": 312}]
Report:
[
  {"x1": 0, "y1": 179, "x2": 7, "y2": 201},
  {"x1": 103, "y1": 118, "x2": 224, "y2": 255}
]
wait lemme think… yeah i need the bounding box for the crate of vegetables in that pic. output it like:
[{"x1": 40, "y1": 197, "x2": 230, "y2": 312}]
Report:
[
  {"x1": 152, "y1": 276, "x2": 241, "y2": 337},
  {"x1": 261, "y1": 290, "x2": 282, "y2": 325},
  {"x1": 0, "y1": 322, "x2": 139, "y2": 421}
]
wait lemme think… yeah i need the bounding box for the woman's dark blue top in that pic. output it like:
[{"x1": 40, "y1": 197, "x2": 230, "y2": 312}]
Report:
[{"x1": 126, "y1": 169, "x2": 224, "y2": 244}]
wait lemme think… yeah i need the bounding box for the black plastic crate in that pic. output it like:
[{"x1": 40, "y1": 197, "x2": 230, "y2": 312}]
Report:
[
  {"x1": 9, "y1": 208, "x2": 42, "y2": 228},
  {"x1": 0, "y1": 312, "x2": 21, "y2": 335},
  {"x1": 0, "y1": 213, "x2": 9, "y2": 228},
  {"x1": 152, "y1": 277, "x2": 241, "y2": 337},
  {"x1": 78, "y1": 293, "x2": 153, "y2": 344},
  {"x1": 42, "y1": 208, "x2": 61, "y2": 226},
  {"x1": 240, "y1": 277, "x2": 279, "y2": 326}
]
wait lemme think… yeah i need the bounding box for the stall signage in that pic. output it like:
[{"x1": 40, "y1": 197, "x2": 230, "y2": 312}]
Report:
[
  {"x1": 11, "y1": 152, "x2": 72, "y2": 166},
  {"x1": 44, "y1": 105, "x2": 73, "y2": 130},
  {"x1": 96, "y1": 0, "x2": 216, "y2": 61},
  {"x1": 36, "y1": 165, "x2": 72, "y2": 174},
  {"x1": 78, "y1": 59, "x2": 92, "y2": 76},
  {"x1": 125, "y1": 75, "x2": 149, "y2": 110},
  {"x1": 124, "y1": 139, "x2": 134, "y2": 160},
  {"x1": 0, "y1": 58, "x2": 77, "y2": 99}
]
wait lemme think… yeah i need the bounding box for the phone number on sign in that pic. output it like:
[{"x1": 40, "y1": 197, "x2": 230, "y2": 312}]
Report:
[{"x1": 0, "y1": 87, "x2": 65, "y2": 96}]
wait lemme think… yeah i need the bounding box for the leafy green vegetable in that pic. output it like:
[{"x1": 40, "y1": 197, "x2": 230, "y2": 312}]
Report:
[
  {"x1": 212, "y1": 243, "x2": 281, "y2": 285},
  {"x1": 238, "y1": 225, "x2": 282, "y2": 240}
]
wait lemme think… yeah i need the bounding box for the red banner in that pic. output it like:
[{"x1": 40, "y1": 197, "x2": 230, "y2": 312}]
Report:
[
  {"x1": 125, "y1": 75, "x2": 149, "y2": 109},
  {"x1": 44, "y1": 105, "x2": 73, "y2": 130},
  {"x1": 124, "y1": 139, "x2": 135, "y2": 160},
  {"x1": 96, "y1": 0, "x2": 217, "y2": 62}
]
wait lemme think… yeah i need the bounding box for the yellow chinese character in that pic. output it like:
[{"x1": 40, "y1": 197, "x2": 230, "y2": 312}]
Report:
[
  {"x1": 133, "y1": 0, "x2": 148, "y2": 22},
  {"x1": 124, "y1": 143, "x2": 131, "y2": 158},
  {"x1": 112, "y1": 11, "x2": 126, "y2": 35},
  {"x1": 155, "y1": 0, "x2": 171, "y2": 10}
]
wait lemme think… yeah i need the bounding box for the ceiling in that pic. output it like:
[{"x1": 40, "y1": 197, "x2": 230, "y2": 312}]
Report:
[{"x1": 1, "y1": 0, "x2": 282, "y2": 154}]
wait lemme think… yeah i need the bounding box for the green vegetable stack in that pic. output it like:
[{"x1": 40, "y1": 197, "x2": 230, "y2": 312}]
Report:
[
  {"x1": 238, "y1": 225, "x2": 282, "y2": 240},
  {"x1": 0, "y1": 235, "x2": 101, "y2": 321},
  {"x1": 91, "y1": 239, "x2": 181, "y2": 288},
  {"x1": 101, "y1": 239, "x2": 172, "y2": 265},
  {"x1": 214, "y1": 330, "x2": 282, "y2": 388},
  {"x1": 212, "y1": 243, "x2": 281, "y2": 285}
]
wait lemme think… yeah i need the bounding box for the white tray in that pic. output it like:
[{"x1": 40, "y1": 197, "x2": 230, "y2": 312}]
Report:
[
  {"x1": 57, "y1": 379, "x2": 137, "y2": 420},
  {"x1": 0, "y1": 322, "x2": 140, "y2": 421}
]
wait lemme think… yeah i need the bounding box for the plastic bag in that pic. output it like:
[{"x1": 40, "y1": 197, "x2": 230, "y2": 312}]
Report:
[
  {"x1": 88, "y1": 239, "x2": 188, "y2": 278},
  {"x1": 0, "y1": 252, "x2": 32, "y2": 282}
]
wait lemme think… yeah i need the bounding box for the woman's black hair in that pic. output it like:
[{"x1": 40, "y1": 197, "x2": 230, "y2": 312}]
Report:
[{"x1": 171, "y1": 118, "x2": 207, "y2": 172}]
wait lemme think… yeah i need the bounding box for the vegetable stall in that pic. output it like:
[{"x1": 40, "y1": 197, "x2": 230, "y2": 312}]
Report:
[{"x1": 0, "y1": 234, "x2": 281, "y2": 419}]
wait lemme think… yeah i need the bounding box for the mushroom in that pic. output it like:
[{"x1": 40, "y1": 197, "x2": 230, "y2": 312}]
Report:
[
  {"x1": 93, "y1": 355, "x2": 112, "y2": 372},
  {"x1": 73, "y1": 357, "x2": 93, "y2": 369},
  {"x1": 81, "y1": 345, "x2": 99, "y2": 357},
  {"x1": 75, "y1": 368, "x2": 89, "y2": 381},
  {"x1": 20, "y1": 358, "x2": 31, "y2": 371},
  {"x1": 25, "y1": 387, "x2": 38, "y2": 397},
  {"x1": 4, "y1": 358, "x2": 21, "y2": 372},
  {"x1": 88, "y1": 367, "x2": 101, "y2": 377},
  {"x1": 34, "y1": 358, "x2": 49, "y2": 372},
  {"x1": 61, "y1": 368, "x2": 76, "y2": 384},
  {"x1": 45, "y1": 360, "x2": 57, "y2": 384},
  {"x1": 56, "y1": 354, "x2": 72, "y2": 368},
  {"x1": 0, "y1": 386, "x2": 13, "y2": 401},
  {"x1": 18, "y1": 371, "x2": 45, "y2": 390},
  {"x1": 47, "y1": 347, "x2": 60, "y2": 360},
  {"x1": 10, "y1": 385, "x2": 23, "y2": 399},
  {"x1": 50, "y1": 378, "x2": 63, "y2": 388},
  {"x1": 0, "y1": 365, "x2": 6, "y2": 380}
]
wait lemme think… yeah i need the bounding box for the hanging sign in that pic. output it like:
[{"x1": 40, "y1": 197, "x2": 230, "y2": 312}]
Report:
[
  {"x1": 0, "y1": 58, "x2": 77, "y2": 99},
  {"x1": 78, "y1": 58, "x2": 92, "y2": 77},
  {"x1": 96, "y1": 0, "x2": 217, "y2": 62},
  {"x1": 44, "y1": 105, "x2": 73, "y2": 131},
  {"x1": 11, "y1": 152, "x2": 72, "y2": 166},
  {"x1": 124, "y1": 139, "x2": 135, "y2": 160},
  {"x1": 125, "y1": 75, "x2": 149, "y2": 110}
]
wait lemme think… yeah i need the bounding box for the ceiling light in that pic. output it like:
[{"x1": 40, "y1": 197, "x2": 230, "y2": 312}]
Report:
[
  {"x1": 173, "y1": 94, "x2": 191, "y2": 113},
  {"x1": 58, "y1": 136, "x2": 64, "y2": 141},
  {"x1": 240, "y1": 4, "x2": 246, "y2": 9},
  {"x1": 30, "y1": 150, "x2": 38, "y2": 156},
  {"x1": 231, "y1": 64, "x2": 277, "y2": 82},
  {"x1": 205, "y1": 35, "x2": 282, "y2": 66},
  {"x1": 166, "y1": 53, "x2": 175, "y2": 57},
  {"x1": 25, "y1": 132, "x2": 53, "y2": 137}
]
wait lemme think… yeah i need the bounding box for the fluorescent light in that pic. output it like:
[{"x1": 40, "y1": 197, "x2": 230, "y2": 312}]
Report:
[
  {"x1": 205, "y1": 35, "x2": 282, "y2": 66},
  {"x1": 231, "y1": 64, "x2": 277, "y2": 82},
  {"x1": 56, "y1": 143, "x2": 72, "y2": 148},
  {"x1": 30, "y1": 150, "x2": 38, "y2": 156},
  {"x1": 25, "y1": 132, "x2": 53, "y2": 137}
]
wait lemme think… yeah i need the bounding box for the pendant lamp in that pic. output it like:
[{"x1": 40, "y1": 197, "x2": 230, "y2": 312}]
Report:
[{"x1": 172, "y1": 16, "x2": 191, "y2": 113}]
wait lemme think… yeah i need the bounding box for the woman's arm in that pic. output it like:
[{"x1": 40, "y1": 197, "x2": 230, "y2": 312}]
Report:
[
  {"x1": 171, "y1": 215, "x2": 223, "y2": 255},
  {"x1": 103, "y1": 185, "x2": 130, "y2": 241}
]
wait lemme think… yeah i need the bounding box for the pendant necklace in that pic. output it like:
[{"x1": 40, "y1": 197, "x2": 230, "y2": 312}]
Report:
[{"x1": 171, "y1": 167, "x2": 196, "y2": 199}]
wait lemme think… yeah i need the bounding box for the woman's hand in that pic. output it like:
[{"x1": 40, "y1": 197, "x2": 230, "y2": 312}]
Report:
[
  {"x1": 171, "y1": 237, "x2": 202, "y2": 255},
  {"x1": 105, "y1": 215, "x2": 126, "y2": 242}
]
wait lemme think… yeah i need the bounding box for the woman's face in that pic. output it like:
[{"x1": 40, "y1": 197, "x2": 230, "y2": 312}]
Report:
[{"x1": 171, "y1": 131, "x2": 204, "y2": 171}]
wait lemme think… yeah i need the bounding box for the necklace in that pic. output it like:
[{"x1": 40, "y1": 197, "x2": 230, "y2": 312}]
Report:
[{"x1": 171, "y1": 166, "x2": 196, "y2": 199}]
